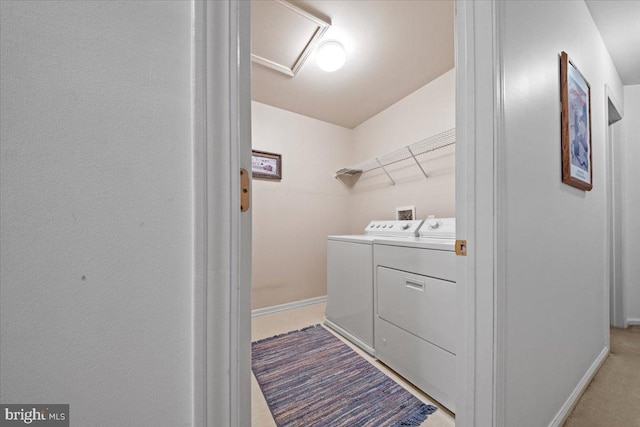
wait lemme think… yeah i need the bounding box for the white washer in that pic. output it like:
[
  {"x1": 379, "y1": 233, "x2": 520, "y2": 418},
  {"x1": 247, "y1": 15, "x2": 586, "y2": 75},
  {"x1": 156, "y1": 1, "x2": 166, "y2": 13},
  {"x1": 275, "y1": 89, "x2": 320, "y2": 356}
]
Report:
[
  {"x1": 326, "y1": 220, "x2": 424, "y2": 355},
  {"x1": 373, "y1": 217, "x2": 457, "y2": 412}
]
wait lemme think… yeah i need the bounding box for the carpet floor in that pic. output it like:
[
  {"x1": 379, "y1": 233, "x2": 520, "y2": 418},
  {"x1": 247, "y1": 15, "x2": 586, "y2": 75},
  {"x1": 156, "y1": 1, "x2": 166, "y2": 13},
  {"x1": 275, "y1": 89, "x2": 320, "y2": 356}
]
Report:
[
  {"x1": 564, "y1": 326, "x2": 640, "y2": 426},
  {"x1": 252, "y1": 324, "x2": 438, "y2": 427}
]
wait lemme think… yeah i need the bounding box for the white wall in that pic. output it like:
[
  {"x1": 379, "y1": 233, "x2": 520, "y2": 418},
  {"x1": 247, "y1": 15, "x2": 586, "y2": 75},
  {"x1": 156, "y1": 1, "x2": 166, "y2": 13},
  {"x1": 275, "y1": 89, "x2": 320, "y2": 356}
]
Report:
[
  {"x1": 623, "y1": 84, "x2": 640, "y2": 325},
  {"x1": 349, "y1": 70, "x2": 456, "y2": 232},
  {"x1": 251, "y1": 102, "x2": 352, "y2": 309},
  {"x1": 0, "y1": 2, "x2": 194, "y2": 426},
  {"x1": 500, "y1": 1, "x2": 623, "y2": 425}
]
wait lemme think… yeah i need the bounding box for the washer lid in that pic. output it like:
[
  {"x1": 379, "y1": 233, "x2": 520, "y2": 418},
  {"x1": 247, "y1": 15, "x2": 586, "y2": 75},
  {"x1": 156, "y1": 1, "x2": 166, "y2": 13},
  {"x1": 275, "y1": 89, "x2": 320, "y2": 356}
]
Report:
[
  {"x1": 327, "y1": 234, "x2": 375, "y2": 244},
  {"x1": 419, "y1": 217, "x2": 456, "y2": 239}
]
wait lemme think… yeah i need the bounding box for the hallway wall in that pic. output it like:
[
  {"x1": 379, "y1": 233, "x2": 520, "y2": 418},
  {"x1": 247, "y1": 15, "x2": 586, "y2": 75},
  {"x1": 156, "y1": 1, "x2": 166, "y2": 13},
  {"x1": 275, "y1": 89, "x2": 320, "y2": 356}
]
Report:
[
  {"x1": 622, "y1": 84, "x2": 640, "y2": 325},
  {"x1": 500, "y1": 1, "x2": 623, "y2": 425},
  {"x1": 0, "y1": 2, "x2": 194, "y2": 425}
]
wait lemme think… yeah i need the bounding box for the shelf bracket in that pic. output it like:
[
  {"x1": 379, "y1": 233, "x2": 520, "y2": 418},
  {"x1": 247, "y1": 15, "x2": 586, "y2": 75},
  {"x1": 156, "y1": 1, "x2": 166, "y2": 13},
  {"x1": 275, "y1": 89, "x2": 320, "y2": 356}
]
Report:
[
  {"x1": 376, "y1": 158, "x2": 396, "y2": 185},
  {"x1": 408, "y1": 147, "x2": 428, "y2": 179}
]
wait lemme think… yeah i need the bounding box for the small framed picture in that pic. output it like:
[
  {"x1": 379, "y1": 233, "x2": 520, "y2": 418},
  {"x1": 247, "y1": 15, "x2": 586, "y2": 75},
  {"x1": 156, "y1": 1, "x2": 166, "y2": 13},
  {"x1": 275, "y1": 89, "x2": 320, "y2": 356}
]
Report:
[
  {"x1": 560, "y1": 52, "x2": 592, "y2": 191},
  {"x1": 252, "y1": 150, "x2": 282, "y2": 181},
  {"x1": 395, "y1": 206, "x2": 416, "y2": 221}
]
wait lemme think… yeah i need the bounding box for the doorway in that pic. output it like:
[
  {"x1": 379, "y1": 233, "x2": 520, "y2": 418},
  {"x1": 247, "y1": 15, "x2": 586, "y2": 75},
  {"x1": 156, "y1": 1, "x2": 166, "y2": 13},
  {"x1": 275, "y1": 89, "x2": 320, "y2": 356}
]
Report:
[
  {"x1": 249, "y1": 1, "x2": 457, "y2": 426},
  {"x1": 199, "y1": 1, "x2": 500, "y2": 426},
  {"x1": 606, "y1": 86, "x2": 624, "y2": 328}
]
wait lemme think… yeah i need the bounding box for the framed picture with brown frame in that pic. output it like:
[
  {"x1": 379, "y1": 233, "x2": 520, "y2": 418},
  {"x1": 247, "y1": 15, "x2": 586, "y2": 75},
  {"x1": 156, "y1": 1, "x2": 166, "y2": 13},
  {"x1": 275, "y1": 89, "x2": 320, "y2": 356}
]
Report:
[
  {"x1": 560, "y1": 51, "x2": 593, "y2": 191},
  {"x1": 251, "y1": 150, "x2": 282, "y2": 180}
]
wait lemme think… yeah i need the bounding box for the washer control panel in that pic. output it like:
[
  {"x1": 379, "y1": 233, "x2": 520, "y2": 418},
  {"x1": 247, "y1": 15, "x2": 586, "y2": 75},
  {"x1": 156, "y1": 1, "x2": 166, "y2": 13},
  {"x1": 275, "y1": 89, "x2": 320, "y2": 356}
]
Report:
[
  {"x1": 420, "y1": 217, "x2": 456, "y2": 239},
  {"x1": 365, "y1": 220, "x2": 424, "y2": 237}
]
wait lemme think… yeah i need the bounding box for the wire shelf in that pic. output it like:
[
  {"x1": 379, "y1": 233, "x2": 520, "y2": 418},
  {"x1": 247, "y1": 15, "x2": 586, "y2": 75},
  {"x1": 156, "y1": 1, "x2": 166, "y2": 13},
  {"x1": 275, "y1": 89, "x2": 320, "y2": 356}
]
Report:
[{"x1": 335, "y1": 128, "x2": 455, "y2": 184}]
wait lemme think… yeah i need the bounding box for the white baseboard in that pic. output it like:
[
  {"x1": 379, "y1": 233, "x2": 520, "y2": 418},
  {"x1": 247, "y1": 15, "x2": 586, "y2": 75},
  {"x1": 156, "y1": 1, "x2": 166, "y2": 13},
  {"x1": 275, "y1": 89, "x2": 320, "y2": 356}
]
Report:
[
  {"x1": 548, "y1": 346, "x2": 609, "y2": 427},
  {"x1": 251, "y1": 295, "x2": 327, "y2": 317},
  {"x1": 627, "y1": 318, "x2": 640, "y2": 326}
]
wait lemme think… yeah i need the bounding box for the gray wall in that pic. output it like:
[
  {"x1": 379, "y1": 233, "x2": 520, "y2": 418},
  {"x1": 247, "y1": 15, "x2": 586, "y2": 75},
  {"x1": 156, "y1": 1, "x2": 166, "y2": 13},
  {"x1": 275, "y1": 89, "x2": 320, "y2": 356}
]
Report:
[
  {"x1": 501, "y1": 1, "x2": 623, "y2": 425},
  {"x1": 623, "y1": 84, "x2": 640, "y2": 325},
  {"x1": 0, "y1": 2, "x2": 194, "y2": 425}
]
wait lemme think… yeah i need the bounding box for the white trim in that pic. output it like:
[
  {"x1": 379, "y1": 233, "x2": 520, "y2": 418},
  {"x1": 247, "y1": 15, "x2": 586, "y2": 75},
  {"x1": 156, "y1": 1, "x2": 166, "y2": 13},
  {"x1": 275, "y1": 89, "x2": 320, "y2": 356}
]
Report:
[
  {"x1": 627, "y1": 318, "x2": 640, "y2": 326},
  {"x1": 234, "y1": 2, "x2": 253, "y2": 427},
  {"x1": 251, "y1": 56, "x2": 296, "y2": 77},
  {"x1": 205, "y1": 1, "x2": 239, "y2": 424},
  {"x1": 548, "y1": 347, "x2": 609, "y2": 427},
  {"x1": 493, "y1": 1, "x2": 507, "y2": 426},
  {"x1": 454, "y1": 2, "x2": 475, "y2": 425},
  {"x1": 191, "y1": 2, "x2": 206, "y2": 425},
  {"x1": 251, "y1": 296, "x2": 327, "y2": 317},
  {"x1": 455, "y1": 1, "x2": 499, "y2": 426},
  {"x1": 251, "y1": 0, "x2": 330, "y2": 77},
  {"x1": 605, "y1": 84, "x2": 625, "y2": 332},
  {"x1": 193, "y1": 2, "x2": 251, "y2": 426}
]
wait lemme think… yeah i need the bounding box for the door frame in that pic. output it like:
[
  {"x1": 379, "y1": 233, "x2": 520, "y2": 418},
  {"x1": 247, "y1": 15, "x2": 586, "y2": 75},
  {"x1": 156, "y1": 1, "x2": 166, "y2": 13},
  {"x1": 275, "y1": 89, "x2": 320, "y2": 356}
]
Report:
[
  {"x1": 455, "y1": 1, "x2": 501, "y2": 426},
  {"x1": 192, "y1": 1, "x2": 252, "y2": 426},
  {"x1": 605, "y1": 84, "x2": 624, "y2": 330},
  {"x1": 195, "y1": 0, "x2": 503, "y2": 425}
]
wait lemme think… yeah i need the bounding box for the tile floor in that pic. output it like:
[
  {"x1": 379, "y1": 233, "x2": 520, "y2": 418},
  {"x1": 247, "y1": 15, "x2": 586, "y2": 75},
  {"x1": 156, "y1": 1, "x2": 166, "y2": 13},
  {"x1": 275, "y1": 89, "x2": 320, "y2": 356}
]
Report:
[{"x1": 251, "y1": 302, "x2": 456, "y2": 427}]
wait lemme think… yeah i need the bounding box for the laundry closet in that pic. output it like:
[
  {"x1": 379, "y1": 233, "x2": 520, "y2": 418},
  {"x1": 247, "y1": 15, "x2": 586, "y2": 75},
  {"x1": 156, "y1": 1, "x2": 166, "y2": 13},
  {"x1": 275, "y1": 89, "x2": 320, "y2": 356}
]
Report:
[{"x1": 249, "y1": 0, "x2": 457, "y2": 421}]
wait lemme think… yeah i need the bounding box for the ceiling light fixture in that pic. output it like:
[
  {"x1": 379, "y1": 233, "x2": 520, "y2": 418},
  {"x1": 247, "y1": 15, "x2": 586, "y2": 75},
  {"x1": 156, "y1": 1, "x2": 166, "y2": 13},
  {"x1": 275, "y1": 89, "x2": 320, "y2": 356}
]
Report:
[{"x1": 315, "y1": 41, "x2": 346, "y2": 72}]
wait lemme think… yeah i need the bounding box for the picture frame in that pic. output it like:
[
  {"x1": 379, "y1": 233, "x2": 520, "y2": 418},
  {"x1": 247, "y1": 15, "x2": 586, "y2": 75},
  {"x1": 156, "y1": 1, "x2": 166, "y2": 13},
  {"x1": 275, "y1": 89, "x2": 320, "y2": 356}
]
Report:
[
  {"x1": 252, "y1": 150, "x2": 282, "y2": 180},
  {"x1": 395, "y1": 206, "x2": 416, "y2": 221},
  {"x1": 560, "y1": 51, "x2": 593, "y2": 191}
]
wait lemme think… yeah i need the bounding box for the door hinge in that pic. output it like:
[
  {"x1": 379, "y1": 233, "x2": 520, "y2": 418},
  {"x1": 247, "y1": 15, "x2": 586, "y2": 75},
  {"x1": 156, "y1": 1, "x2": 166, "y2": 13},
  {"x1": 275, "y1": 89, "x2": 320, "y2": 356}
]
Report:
[
  {"x1": 455, "y1": 239, "x2": 467, "y2": 256},
  {"x1": 240, "y1": 169, "x2": 250, "y2": 212}
]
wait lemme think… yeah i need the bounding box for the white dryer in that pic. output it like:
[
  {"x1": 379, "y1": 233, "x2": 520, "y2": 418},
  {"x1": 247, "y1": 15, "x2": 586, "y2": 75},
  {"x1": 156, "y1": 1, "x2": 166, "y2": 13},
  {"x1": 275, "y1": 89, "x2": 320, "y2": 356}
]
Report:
[
  {"x1": 325, "y1": 220, "x2": 424, "y2": 355},
  {"x1": 374, "y1": 217, "x2": 457, "y2": 412}
]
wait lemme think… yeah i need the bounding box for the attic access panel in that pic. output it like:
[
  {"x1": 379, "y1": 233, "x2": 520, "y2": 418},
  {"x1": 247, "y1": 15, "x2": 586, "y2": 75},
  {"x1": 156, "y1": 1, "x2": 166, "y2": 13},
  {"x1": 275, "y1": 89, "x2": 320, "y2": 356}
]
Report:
[{"x1": 251, "y1": 0, "x2": 330, "y2": 77}]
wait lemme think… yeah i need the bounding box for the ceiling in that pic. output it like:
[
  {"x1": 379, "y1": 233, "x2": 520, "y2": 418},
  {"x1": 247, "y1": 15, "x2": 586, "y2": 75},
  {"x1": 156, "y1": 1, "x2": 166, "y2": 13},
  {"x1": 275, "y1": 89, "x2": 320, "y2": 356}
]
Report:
[
  {"x1": 586, "y1": 0, "x2": 640, "y2": 86},
  {"x1": 250, "y1": 1, "x2": 638, "y2": 130},
  {"x1": 251, "y1": 0, "x2": 454, "y2": 129}
]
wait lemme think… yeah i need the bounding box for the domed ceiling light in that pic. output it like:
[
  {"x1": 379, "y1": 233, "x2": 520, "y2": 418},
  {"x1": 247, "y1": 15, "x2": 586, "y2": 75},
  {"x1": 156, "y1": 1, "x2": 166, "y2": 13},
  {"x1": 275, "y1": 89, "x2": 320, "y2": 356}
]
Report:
[{"x1": 315, "y1": 41, "x2": 346, "y2": 72}]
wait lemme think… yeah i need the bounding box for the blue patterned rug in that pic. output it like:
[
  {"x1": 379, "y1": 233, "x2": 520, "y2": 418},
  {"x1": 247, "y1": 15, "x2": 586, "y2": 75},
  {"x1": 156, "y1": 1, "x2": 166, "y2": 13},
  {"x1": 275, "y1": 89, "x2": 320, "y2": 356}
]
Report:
[{"x1": 252, "y1": 324, "x2": 437, "y2": 426}]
